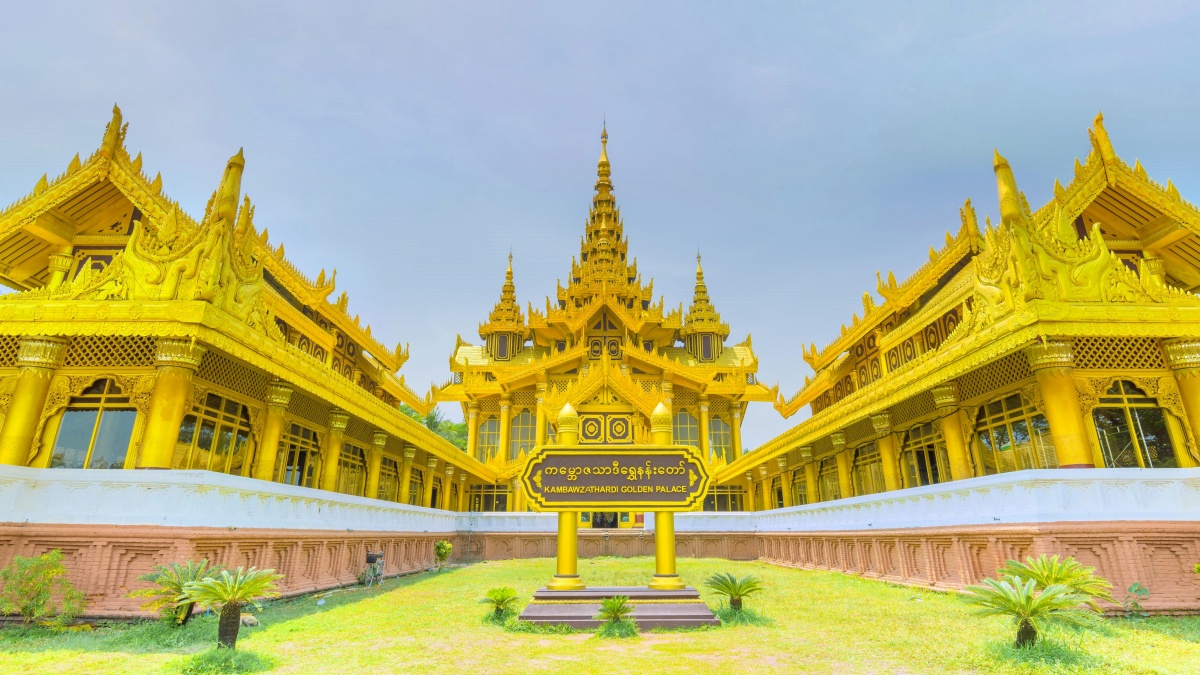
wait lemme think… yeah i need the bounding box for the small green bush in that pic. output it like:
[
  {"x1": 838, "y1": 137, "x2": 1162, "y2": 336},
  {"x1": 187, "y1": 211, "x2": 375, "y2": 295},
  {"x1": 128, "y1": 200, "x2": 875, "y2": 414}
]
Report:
[
  {"x1": 129, "y1": 559, "x2": 221, "y2": 625},
  {"x1": 180, "y1": 646, "x2": 275, "y2": 674},
  {"x1": 596, "y1": 595, "x2": 633, "y2": 624},
  {"x1": 183, "y1": 567, "x2": 282, "y2": 650},
  {"x1": 962, "y1": 576, "x2": 1101, "y2": 648},
  {"x1": 705, "y1": 572, "x2": 764, "y2": 611},
  {"x1": 596, "y1": 618, "x2": 639, "y2": 638},
  {"x1": 434, "y1": 540, "x2": 453, "y2": 571},
  {"x1": 481, "y1": 587, "x2": 519, "y2": 618},
  {"x1": 1123, "y1": 582, "x2": 1150, "y2": 618},
  {"x1": 0, "y1": 549, "x2": 87, "y2": 625}
]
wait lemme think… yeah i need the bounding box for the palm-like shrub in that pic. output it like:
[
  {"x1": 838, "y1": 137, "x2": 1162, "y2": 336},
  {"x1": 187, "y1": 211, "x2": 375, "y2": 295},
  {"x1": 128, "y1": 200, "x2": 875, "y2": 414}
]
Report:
[
  {"x1": 596, "y1": 595, "x2": 633, "y2": 624},
  {"x1": 482, "y1": 587, "x2": 519, "y2": 617},
  {"x1": 997, "y1": 555, "x2": 1116, "y2": 611},
  {"x1": 962, "y1": 576, "x2": 1101, "y2": 648},
  {"x1": 129, "y1": 559, "x2": 221, "y2": 625},
  {"x1": 182, "y1": 567, "x2": 283, "y2": 649},
  {"x1": 705, "y1": 572, "x2": 764, "y2": 611}
]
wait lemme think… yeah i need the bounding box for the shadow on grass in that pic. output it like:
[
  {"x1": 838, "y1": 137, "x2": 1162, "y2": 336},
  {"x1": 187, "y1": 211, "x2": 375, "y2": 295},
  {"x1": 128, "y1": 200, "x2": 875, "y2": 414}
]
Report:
[{"x1": 0, "y1": 566, "x2": 459, "y2": 657}]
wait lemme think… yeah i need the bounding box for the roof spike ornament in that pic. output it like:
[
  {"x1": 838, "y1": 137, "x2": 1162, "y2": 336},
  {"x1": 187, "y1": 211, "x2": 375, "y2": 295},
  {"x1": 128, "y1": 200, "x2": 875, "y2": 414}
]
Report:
[
  {"x1": 1089, "y1": 111, "x2": 1117, "y2": 165},
  {"x1": 99, "y1": 104, "x2": 127, "y2": 158},
  {"x1": 993, "y1": 149, "x2": 1025, "y2": 228},
  {"x1": 67, "y1": 153, "x2": 81, "y2": 174}
]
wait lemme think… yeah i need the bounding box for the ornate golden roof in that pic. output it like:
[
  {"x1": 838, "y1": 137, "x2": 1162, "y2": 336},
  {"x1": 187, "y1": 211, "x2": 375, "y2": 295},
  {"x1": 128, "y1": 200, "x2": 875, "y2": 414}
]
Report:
[{"x1": 479, "y1": 253, "x2": 528, "y2": 338}]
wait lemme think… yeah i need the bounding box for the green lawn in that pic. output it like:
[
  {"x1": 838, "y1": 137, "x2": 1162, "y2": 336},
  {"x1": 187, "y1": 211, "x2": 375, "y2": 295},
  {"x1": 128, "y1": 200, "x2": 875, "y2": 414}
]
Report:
[{"x1": 2, "y1": 556, "x2": 1198, "y2": 674}]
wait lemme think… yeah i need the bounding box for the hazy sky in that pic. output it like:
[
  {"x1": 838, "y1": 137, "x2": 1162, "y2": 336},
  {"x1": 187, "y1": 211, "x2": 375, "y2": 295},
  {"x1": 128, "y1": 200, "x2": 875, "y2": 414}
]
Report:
[{"x1": 3, "y1": 2, "x2": 1200, "y2": 448}]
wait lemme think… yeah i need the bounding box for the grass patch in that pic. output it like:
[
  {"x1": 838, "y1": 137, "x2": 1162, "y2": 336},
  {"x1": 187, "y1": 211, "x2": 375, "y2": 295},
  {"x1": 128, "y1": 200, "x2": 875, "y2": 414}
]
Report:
[
  {"x1": 714, "y1": 606, "x2": 771, "y2": 626},
  {"x1": 178, "y1": 646, "x2": 276, "y2": 674},
  {"x1": 1, "y1": 557, "x2": 1198, "y2": 674}
]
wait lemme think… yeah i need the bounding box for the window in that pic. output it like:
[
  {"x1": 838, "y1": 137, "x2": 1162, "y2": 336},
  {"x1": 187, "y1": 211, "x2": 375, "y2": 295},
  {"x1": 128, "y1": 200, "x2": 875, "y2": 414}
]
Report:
[
  {"x1": 852, "y1": 443, "x2": 885, "y2": 496},
  {"x1": 275, "y1": 423, "x2": 321, "y2": 487},
  {"x1": 378, "y1": 457, "x2": 400, "y2": 501},
  {"x1": 496, "y1": 334, "x2": 509, "y2": 359},
  {"x1": 509, "y1": 409, "x2": 536, "y2": 460},
  {"x1": 792, "y1": 472, "x2": 808, "y2": 506},
  {"x1": 172, "y1": 392, "x2": 252, "y2": 476},
  {"x1": 407, "y1": 467, "x2": 424, "y2": 506},
  {"x1": 337, "y1": 443, "x2": 367, "y2": 496},
  {"x1": 709, "y1": 416, "x2": 732, "y2": 462},
  {"x1": 468, "y1": 484, "x2": 509, "y2": 512},
  {"x1": 901, "y1": 422, "x2": 950, "y2": 487},
  {"x1": 818, "y1": 458, "x2": 840, "y2": 501},
  {"x1": 974, "y1": 392, "x2": 1057, "y2": 474},
  {"x1": 49, "y1": 379, "x2": 136, "y2": 470},
  {"x1": 1093, "y1": 381, "x2": 1179, "y2": 468},
  {"x1": 477, "y1": 416, "x2": 500, "y2": 461},
  {"x1": 703, "y1": 485, "x2": 744, "y2": 511},
  {"x1": 673, "y1": 410, "x2": 699, "y2": 448},
  {"x1": 701, "y1": 334, "x2": 713, "y2": 361},
  {"x1": 770, "y1": 476, "x2": 784, "y2": 509}
]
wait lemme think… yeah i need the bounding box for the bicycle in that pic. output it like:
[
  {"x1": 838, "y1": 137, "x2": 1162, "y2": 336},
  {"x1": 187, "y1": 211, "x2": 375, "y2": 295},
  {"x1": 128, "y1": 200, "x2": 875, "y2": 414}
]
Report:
[{"x1": 362, "y1": 551, "x2": 384, "y2": 588}]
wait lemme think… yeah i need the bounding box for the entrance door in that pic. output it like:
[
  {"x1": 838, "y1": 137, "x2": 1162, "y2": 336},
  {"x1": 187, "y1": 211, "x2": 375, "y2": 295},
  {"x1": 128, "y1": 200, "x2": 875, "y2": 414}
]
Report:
[{"x1": 591, "y1": 512, "x2": 619, "y2": 528}]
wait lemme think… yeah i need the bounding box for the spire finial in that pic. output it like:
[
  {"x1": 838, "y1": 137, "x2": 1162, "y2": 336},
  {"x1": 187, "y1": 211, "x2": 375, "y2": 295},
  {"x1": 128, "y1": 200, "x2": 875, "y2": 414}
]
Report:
[{"x1": 696, "y1": 250, "x2": 703, "y2": 277}]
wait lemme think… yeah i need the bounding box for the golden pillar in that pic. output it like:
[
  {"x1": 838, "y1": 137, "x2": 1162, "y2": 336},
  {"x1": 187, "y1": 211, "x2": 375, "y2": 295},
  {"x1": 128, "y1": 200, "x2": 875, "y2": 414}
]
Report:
[
  {"x1": 0, "y1": 337, "x2": 67, "y2": 466},
  {"x1": 870, "y1": 412, "x2": 901, "y2": 491},
  {"x1": 648, "y1": 402, "x2": 684, "y2": 590},
  {"x1": 46, "y1": 247, "x2": 73, "y2": 291},
  {"x1": 698, "y1": 394, "x2": 710, "y2": 460},
  {"x1": 778, "y1": 457, "x2": 793, "y2": 507},
  {"x1": 251, "y1": 381, "x2": 292, "y2": 482},
  {"x1": 1163, "y1": 340, "x2": 1200, "y2": 468},
  {"x1": 365, "y1": 430, "x2": 386, "y2": 499},
  {"x1": 758, "y1": 464, "x2": 771, "y2": 510},
  {"x1": 320, "y1": 410, "x2": 349, "y2": 492},
  {"x1": 497, "y1": 396, "x2": 511, "y2": 462},
  {"x1": 547, "y1": 403, "x2": 585, "y2": 591},
  {"x1": 466, "y1": 402, "x2": 479, "y2": 461},
  {"x1": 743, "y1": 472, "x2": 757, "y2": 511},
  {"x1": 731, "y1": 403, "x2": 744, "y2": 460},
  {"x1": 932, "y1": 383, "x2": 973, "y2": 481},
  {"x1": 832, "y1": 432, "x2": 852, "y2": 499},
  {"x1": 535, "y1": 382, "x2": 547, "y2": 447},
  {"x1": 511, "y1": 477, "x2": 526, "y2": 512},
  {"x1": 138, "y1": 338, "x2": 205, "y2": 469},
  {"x1": 1026, "y1": 339, "x2": 1094, "y2": 468},
  {"x1": 801, "y1": 446, "x2": 819, "y2": 504},
  {"x1": 441, "y1": 465, "x2": 455, "y2": 510},
  {"x1": 422, "y1": 456, "x2": 438, "y2": 508},
  {"x1": 458, "y1": 471, "x2": 469, "y2": 511},
  {"x1": 398, "y1": 446, "x2": 416, "y2": 504}
]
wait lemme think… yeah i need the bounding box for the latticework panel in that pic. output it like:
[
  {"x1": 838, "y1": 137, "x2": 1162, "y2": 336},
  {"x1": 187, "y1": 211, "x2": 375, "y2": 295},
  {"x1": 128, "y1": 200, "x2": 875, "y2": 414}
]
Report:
[
  {"x1": 843, "y1": 417, "x2": 876, "y2": 446},
  {"x1": 478, "y1": 399, "x2": 500, "y2": 414},
  {"x1": 1075, "y1": 337, "x2": 1165, "y2": 370},
  {"x1": 889, "y1": 390, "x2": 936, "y2": 426},
  {"x1": 0, "y1": 336, "x2": 18, "y2": 367},
  {"x1": 62, "y1": 336, "x2": 156, "y2": 368},
  {"x1": 674, "y1": 390, "x2": 698, "y2": 407},
  {"x1": 810, "y1": 435, "x2": 834, "y2": 459},
  {"x1": 708, "y1": 399, "x2": 729, "y2": 416},
  {"x1": 511, "y1": 391, "x2": 536, "y2": 407},
  {"x1": 345, "y1": 417, "x2": 376, "y2": 446},
  {"x1": 196, "y1": 352, "x2": 269, "y2": 401},
  {"x1": 957, "y1": 352, "x2": 1034, "y2": 402},
  {"x1": 638, "y1": 380, "x2": 659, "y2": 394},
  {"x1": 288, "y1": 390, "x2": 331, "y2": 429}
]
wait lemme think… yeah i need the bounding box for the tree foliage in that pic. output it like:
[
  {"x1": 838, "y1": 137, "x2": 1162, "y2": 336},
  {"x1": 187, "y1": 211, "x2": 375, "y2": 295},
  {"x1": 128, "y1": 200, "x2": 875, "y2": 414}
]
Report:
[
  {"x1": 400, "y1": 404, "x2": 467, "y2": 450},
  {"x1": 0, "y1": 549, "x2": 87, "y2": 625},
  {"x1": 183, "y1": 567, "x2": 283, "y2": 650}
]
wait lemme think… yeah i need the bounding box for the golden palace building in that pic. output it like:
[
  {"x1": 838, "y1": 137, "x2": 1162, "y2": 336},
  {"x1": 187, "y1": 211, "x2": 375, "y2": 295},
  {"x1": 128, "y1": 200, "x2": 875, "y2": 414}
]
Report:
[
  {"x1": 0, "y1": 106, "x2": 496, "y2": 508},
  {"x1": 0, "y1": 109, "x2": 1198, "y2": 617},
  {"x1": 437, "y1": 127, "x2": 775, "y2": 525},
  {"x1": 724, "y1": 114, "x2": 1200, "y2": 508}
]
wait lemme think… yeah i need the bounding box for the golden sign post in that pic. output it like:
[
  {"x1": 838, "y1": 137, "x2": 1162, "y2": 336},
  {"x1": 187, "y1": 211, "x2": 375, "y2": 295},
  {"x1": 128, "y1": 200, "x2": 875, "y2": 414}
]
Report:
[{"x1": 521, "y1": 403, "x2": 710, "y2": 592}]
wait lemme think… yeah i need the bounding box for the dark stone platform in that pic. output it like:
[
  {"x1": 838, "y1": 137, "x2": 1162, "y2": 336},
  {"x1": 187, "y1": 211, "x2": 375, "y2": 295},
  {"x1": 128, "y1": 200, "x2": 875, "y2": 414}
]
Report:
[{"x1": 518, "y1": 586, "x2": 720, "y2": 630}]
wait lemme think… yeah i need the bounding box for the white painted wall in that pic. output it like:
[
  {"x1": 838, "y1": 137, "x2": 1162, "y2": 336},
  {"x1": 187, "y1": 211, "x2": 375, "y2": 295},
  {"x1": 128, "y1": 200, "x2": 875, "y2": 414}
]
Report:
[
  {"x1": 3, "y1": 466, "x2": 1197, "y2": 534},
  {"x1": 0, "y1": 465, "x2": 457, "y2": 533}
]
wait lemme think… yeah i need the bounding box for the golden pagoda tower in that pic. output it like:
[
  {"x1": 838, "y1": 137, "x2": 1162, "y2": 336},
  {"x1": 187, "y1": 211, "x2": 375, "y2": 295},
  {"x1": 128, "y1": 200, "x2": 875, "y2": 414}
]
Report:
[{"x1": 437, "y1": 127, "x2": 776, "y2": 520}]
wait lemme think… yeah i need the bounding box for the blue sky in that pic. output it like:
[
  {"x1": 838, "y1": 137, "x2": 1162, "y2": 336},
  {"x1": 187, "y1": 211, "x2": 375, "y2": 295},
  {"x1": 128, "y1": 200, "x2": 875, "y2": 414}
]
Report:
[{"x1": 3, "y1": 2, "x2": 1200, "y2": 447}]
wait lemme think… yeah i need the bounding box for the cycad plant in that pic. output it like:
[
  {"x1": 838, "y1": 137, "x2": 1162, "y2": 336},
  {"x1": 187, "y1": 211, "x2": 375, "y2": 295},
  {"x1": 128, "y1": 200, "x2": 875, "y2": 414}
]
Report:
[
  {"x1": 705, "y1": 572, "x2": 765, "y2": 611},
  {"x1": 997, "y1": 555, "x2": 1116, "y2": 611},
  {"x1": 129, "y1": 559, "x2": 221, "y2": 625},
  {"x1": 182, "y1": 567, "x2": 283, "y2": 649},
  {"x1": 962, "y1": 576, "x2": 1101, "y2": 648},
  {"x1": 481, "y1": 587, "x2": 519, "y2": 618},
  {"x1": 596, "y1": 595, "x2": 633, "y2": 624}
]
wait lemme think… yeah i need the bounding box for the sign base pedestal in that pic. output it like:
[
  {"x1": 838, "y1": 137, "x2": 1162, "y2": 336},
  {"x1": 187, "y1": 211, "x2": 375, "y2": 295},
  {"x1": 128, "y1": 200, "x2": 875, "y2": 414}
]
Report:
[{"x1": 518, "y1": 586, "x2": 719, "y2": 630}]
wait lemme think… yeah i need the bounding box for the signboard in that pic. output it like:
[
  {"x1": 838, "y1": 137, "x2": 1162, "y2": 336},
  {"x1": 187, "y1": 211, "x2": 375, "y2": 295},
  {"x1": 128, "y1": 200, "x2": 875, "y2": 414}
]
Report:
[{"x1": 520, "y1": 444, "x2": 711, "y2": 510}]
